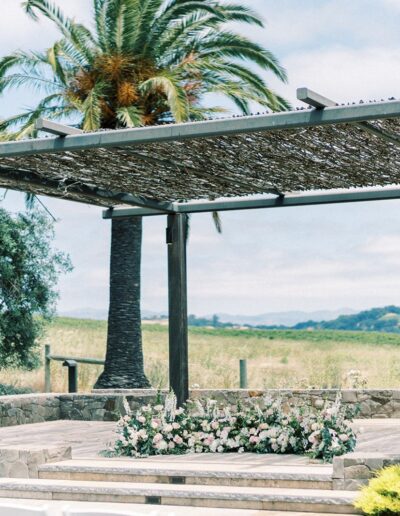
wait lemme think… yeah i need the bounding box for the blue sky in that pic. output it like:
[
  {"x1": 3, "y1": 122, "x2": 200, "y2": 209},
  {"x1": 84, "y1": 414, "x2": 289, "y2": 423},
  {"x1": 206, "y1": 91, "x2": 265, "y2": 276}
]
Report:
[{"x1": 2, "y1": 0, "x2": 400, "y2": 317}]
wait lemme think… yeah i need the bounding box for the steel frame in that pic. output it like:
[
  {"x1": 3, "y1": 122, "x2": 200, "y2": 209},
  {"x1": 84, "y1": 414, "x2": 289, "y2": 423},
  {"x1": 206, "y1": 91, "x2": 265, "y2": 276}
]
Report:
[
  {"x1": 1, "y1": 97, "x2": 400, "y2": 158},
  {"x1": 3, "y1": 88, "x2": 400, "y2": 406}
]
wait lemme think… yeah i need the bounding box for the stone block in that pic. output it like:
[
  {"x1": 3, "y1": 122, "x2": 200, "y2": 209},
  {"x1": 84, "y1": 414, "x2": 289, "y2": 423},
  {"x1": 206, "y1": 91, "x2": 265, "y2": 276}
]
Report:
[
  {"x1": 344, "y1": 465, "x2": 373, "y2": 479},
  {"x1": 9, "y1": 461, "x2": 29, "y2": 478},
  {"x1": 332, "y1": 457, "x2": 344, "y2": 479},
  {"x1": 0, "y1": 445, "x2": 71, "y2": 479},
  {"x1": 341, "y1": 390, "x2": 358, "y2": 403}
]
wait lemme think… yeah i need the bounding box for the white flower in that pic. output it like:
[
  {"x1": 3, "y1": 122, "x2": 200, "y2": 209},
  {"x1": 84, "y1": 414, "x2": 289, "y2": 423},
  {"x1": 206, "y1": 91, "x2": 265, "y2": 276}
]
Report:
[
  {"x1": 153, "y1": 433, "x2": 163, "y2": 444},
  {"x1": 137, "y1": 416, "x2": 146, "y2": 424},
  {"x1": 172, "y1": 422, "x2": 181, "y2": 430},
  {"x1": 138, "y1": 429, "x2": 148, "y2": 440},
  {"x1": 156, "y1": 440, "x2": 168, "y2": 451}
]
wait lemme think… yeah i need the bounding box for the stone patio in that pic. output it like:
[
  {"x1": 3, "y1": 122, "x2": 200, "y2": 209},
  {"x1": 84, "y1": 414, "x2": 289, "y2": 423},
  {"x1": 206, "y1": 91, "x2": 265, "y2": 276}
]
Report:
[{"x1": 0, "y1": 418, "x2": 397, "y2": 459}]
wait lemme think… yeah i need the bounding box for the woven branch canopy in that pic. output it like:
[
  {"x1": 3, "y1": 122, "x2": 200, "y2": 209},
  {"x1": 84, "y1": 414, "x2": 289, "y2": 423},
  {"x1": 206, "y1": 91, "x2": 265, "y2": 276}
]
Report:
[{"x1": 1, "y1": 98, "x2": 400, "y2": 209}]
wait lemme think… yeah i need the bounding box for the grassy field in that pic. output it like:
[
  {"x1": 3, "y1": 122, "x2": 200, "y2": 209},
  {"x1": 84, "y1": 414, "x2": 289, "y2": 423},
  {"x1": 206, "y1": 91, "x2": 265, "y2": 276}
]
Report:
[{"x1": 2, "y1": 317, "x2": 400, "y2": 393}]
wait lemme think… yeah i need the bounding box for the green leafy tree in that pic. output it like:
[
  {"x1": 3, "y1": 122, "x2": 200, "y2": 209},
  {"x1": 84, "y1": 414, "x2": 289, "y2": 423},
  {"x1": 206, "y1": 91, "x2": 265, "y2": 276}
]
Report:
[
  {"x1": 0, "y1": 208, "x2": 71, "y2": 369},
  {"x1": 0, "y1": 0, "x2": 289, "y2": 388}
]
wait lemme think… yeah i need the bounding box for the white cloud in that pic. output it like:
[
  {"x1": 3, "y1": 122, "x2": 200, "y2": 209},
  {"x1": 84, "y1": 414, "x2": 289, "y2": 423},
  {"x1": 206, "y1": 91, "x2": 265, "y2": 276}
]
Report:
[{"x1": 281, "y1": 47, "x2": 400, "y2": 105}]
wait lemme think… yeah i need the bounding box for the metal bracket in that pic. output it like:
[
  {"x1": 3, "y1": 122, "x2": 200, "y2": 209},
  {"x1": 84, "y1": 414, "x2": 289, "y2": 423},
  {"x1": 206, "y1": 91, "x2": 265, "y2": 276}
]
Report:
[
  {"x1": 35, "y1": 118, "x2": 83, "y2": 136},
  {"x1": 297, "y1": 87, "x2": 400, "y2": 147}
]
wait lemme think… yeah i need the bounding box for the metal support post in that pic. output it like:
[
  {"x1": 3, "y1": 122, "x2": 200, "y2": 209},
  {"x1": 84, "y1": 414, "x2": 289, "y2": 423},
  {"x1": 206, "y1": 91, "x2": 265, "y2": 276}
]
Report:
[
  {"x1": 44, "y1": 344, "x2": 51, "y2": 393},
  {"x1": 167, "y1": 213, "x2": 189, "y2": 407},
  {"x1": 63, "y1": 360, "x2": 78, "y2": 393},
  {"x1": 240, "y1": 359, "x2": 248, "y2": 389}
]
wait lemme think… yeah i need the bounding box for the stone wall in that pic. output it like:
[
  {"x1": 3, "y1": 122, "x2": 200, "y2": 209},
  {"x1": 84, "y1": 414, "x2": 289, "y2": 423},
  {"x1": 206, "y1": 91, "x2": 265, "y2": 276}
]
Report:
[
  {"x1": 333, "y1": 452, "x2": 400, "y2": 490},
  {"x1": 0, "y1": 389, "x2": 400, "y2": 428},
  {"x1": 0, "y1": 394, "x2": 60, "y2": 427},
  {"x1": 0, "y1": 445, "x2": 71, "y2": 479},
  {"x1": 60, "y1": 391, "x2": 158, "y2": 421},
  {"x1": 190, "y1": 389, "x2": 400, "y2": 419}
]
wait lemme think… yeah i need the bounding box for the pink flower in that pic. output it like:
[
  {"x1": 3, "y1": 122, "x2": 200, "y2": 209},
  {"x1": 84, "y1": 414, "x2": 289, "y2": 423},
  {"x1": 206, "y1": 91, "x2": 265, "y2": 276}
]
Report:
[
  {"x1": 249, "y1": 436, "x2": 259, "y2": 444},
  {"x1": 173, "y1": 435, "x2": 183, "y2": 445},
  {"x1": 153, "y1": 433, "x2": 163, "y2": 443}
]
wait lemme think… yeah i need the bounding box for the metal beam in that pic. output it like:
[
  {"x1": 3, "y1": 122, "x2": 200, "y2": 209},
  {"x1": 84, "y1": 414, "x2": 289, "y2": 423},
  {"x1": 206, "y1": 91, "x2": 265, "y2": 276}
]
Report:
[
  {"x1": 296, "y1": 88, "x2": 337, "y2": 109},
  {"x1": 3, "y1": 99, "x2": 400, "y2": 157},
  {"x1": 0, "y1": 166, "x2": 176, "y2": 211},
  {"x1": 103, "y1": 187, "x2": 400, "y2": 218},
  {"x1": 167, "y1": 213, "x2": 189, "y2": 407},
  {"x1": 297, "y1": 87, "x2": 400, "y2": 147},
  {"x1": 35, "y1": 118, "x2": 83, "y2": 136}
]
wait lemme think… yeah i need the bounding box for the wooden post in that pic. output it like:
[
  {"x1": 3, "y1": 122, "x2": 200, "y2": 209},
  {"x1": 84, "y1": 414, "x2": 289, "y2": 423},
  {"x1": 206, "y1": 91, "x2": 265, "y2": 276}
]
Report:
[
  {"x1": 240, "y1": 359, "x2": 248, "y2": 389},
  {"x1": 44, "y1": 344, "x2": 51, "y2": 393},
  {"x1": 167, "y1": 213, "x2": 189, "y2": 408}
]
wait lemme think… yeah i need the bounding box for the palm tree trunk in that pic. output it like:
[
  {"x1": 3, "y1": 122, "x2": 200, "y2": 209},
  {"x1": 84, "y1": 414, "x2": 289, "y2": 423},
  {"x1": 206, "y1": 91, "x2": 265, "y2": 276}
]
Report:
[{"x1": 94, "y1": 217, "x2": 151, "y2": 389}]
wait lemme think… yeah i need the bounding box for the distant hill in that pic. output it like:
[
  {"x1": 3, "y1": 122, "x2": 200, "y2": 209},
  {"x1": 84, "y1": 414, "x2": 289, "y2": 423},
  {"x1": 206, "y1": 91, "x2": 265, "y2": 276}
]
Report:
[
  {"x1": 293, "y1": 305, "x2": 400, "y2": 333},
  {"x1": 60, "y1": 307, "x2": 354, "y2": 325},
  {"x1": 214, "y1": 309, "x2": 355, "y2": 327}
]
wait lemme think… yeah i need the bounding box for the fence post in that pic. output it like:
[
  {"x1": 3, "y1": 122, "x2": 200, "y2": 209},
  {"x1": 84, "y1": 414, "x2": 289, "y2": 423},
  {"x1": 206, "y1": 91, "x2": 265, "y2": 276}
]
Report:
[
  {"x1": 240, "y1": 359, "x2": 248, "y2": 389},
  {"x1": 63, "y1": 360, "x2": 78, "y2": 393},
  {"x1": 44, "y1": 344, "x2": 51, "y2": 393}
]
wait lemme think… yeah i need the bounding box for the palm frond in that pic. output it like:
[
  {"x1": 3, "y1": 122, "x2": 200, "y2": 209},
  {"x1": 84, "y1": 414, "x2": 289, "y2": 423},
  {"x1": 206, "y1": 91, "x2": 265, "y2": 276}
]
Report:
[
  {"x1": 116, "y1": 105, "x2": 143, "y2": 127},
  {"x1": 0, "y1": 94, "x2": 76, "y2": 138},
  {"x1": 214, "y1": 3, "x2": 264, "y2": 27},
  {"x1": 93, "y1": 0, "x2": 110, "y2": 52},
  {"x1": 23, "y1": 0, "x2": 95, "y2": 65},
  {"x1": 0, "y1": 71, "x2": 63, "y2": 95},
  {"x1": 149, "y1": 0, "x2": 225, "y2": 52},
  {"x1": 82, "y1": 83, "x2": 104, "y2": 130},
  {"x1": 140, "y1": 72, "x2": 189, "y2": 123},
  {"x1": 188, "y1": 104, "x2": 228, "y2": 121},
  {"x1": 196, "y1": 31, "x2": 288, "y2": 83},
  {"x1": 212, "y1": 211, "x2": 222, "y2": 233},
  {"x1": 46, "y1": 43, "x2": 67, "y2": 85}
]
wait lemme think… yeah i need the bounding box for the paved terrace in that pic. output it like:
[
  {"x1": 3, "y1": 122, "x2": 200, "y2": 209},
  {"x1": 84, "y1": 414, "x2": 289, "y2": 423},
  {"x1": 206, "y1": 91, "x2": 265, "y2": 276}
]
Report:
[{"x1": 0, "y1": 419, "x2": 397, "y2": 459}]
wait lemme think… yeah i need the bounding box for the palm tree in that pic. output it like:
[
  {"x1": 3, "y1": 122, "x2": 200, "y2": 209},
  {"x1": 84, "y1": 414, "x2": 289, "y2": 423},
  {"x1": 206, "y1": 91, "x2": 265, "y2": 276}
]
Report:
[{"x1": 0, "y1": 0, "x2": 289, "y2": 389}]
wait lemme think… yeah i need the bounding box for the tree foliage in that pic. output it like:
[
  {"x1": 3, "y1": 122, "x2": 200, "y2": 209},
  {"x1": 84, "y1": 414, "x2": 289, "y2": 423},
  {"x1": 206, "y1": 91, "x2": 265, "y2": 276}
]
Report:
[
  {"x1": 294, "y1": 306, "x2": 400, "y2": 333},
  {"x1": 0, "y1": 0, "x2": 289, "y2": 138},
  {"x1": 0, "y1": 208, "x2": 71, "y2": 369}
]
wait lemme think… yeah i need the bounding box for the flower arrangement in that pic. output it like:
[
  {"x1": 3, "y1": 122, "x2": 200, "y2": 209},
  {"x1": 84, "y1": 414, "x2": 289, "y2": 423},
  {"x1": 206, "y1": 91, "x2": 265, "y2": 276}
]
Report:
[{"x1": 113, "y1": 393, "x2": 356, "y2": 462}]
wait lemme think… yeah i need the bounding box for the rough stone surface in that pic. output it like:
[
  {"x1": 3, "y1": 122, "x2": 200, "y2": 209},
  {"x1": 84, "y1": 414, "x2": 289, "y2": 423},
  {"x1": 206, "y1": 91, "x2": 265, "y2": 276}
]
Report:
[
  {"x1": 333, "y1": 452, "x2": 400, "y2": 490},
  {"x1": 1, "y1": 389, "x2": 400, "y2": 429},
  {"x1": 0, "y1": 445, "x2": 71, "y2": 479}
]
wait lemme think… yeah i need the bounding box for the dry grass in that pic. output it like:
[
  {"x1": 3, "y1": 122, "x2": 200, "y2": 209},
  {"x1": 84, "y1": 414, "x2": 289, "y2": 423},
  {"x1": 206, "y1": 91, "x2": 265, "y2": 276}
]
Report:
[{"x1": 2, "y1": 318, "x2": 400, "y2": 393}]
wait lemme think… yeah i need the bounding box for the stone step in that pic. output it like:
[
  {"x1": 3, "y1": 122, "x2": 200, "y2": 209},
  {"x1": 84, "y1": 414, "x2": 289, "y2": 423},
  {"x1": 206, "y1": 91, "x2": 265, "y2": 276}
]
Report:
[
  {"x1": 39, "y1": 459, "x2": 333, "y2": 490},
  {"x1": 0, "y1": 478, "x2": 360, "y2": 514},
  {"x1": 0, "y1": 499, "x2": 353, "y2": 515}
]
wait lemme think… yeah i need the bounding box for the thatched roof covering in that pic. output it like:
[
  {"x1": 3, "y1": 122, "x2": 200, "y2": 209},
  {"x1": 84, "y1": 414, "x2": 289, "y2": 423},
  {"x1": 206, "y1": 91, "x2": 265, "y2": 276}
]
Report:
[{"x1": 1, "y1": 99, "x2": 400, "y2": 208}]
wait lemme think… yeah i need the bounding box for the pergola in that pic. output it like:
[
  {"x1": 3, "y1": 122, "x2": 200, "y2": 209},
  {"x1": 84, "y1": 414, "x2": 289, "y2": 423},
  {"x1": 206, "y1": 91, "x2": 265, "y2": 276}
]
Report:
[{"x1": 2, "y1": 87, "x2": 400, "y2": 405}]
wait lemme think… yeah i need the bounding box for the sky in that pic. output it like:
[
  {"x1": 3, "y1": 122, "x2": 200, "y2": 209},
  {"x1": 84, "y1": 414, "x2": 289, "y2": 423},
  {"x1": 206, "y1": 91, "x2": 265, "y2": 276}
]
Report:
[{"x1": 1, "y1": 0, "x2": 400, "y2": 317}]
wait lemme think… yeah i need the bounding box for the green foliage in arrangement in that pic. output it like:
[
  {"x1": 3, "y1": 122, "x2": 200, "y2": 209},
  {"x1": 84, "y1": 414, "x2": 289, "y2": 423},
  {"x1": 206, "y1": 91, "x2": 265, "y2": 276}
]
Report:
[
  {"x1": 355, "y1": 465, "x2": 400, "y2": 515},
  {"x1": 113, "y1": 393, "x2": 357, "y2": 462},
  {"x1": 0, "y1": 208, "x2": 71, "y2": 369}
]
